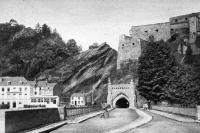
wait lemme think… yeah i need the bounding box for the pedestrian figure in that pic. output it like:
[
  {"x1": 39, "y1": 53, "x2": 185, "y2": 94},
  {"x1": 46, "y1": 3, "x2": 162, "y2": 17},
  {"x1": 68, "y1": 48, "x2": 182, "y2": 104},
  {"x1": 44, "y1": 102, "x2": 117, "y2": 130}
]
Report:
[
  {"x1": 100, "y1": 103, "x2": 109, "y2": 118},
  {"x1": 143, "y1": 103, "x2": 148, "y2": 110},
  {"x1": 147, "y1": 100, "x2": 151, "y2": 110}
]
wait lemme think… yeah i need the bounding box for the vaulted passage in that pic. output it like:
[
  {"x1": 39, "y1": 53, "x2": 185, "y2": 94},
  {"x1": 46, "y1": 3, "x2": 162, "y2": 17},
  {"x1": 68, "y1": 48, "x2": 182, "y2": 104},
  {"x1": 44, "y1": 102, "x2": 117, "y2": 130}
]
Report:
[{"x1": 115, "y1": 98, "x2": 129, "y2": 108}]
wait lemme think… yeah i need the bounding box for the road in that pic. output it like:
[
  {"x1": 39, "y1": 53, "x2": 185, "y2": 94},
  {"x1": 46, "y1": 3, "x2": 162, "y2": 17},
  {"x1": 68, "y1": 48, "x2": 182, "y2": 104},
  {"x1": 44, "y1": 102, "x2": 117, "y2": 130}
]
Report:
[
  {"x1": 51, "y1": 108, "x2": 139, "y2": 133},
  {"x1": 125, "y1": 111, "x2": 200, "y2": 133}
]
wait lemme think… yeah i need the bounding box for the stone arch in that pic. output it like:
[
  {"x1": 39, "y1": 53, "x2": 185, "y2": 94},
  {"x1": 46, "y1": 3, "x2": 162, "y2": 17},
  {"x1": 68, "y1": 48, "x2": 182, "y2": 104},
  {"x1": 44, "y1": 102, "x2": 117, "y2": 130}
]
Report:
[{"x1": 112, "y1": 93, "x2": 129, "y2": 108}]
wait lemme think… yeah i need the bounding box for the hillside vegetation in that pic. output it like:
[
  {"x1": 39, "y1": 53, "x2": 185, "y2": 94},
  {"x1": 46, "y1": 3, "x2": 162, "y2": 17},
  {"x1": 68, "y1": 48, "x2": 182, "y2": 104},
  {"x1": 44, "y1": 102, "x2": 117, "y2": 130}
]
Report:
[{"x1": 0, "y1": 20, "x2": 118, "y2": 104}]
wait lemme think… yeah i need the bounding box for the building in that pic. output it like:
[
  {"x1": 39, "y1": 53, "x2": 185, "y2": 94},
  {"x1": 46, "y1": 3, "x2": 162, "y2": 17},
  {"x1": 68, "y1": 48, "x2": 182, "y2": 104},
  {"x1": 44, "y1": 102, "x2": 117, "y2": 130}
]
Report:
[
  {"x1": 0, "y1": 77, "x2": 31, "y2": 108},
  {"x1": 107, "y1": 79, "x2": 136, "y2": 108},
  {"x1": 70, "y1": 93, "x2": 86, "y2": 107},
  {"x1": 117, "y1": 12, "x2": 200, "y2": 69},
  {"x1": 29, "y1": 80, "x2": 59, "y2": 108},
  {"x1": 0, "y1": 77, "x2": 59, "y2": 109}
]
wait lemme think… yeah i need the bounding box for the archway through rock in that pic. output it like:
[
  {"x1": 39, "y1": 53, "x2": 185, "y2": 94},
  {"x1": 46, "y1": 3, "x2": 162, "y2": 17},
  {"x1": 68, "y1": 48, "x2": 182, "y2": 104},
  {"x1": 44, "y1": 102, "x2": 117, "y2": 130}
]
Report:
[{"x1": 115, "y1": 97, "x2": 129, "y2": 108}]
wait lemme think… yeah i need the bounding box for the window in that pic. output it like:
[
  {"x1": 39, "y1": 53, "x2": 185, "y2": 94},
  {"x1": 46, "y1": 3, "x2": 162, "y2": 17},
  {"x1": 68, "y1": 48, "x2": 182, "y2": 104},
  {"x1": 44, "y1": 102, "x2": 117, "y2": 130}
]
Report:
[
  {"x1": 7, "y1": 88, "x2": 10, "y2": 92},
  {"x1": 155, "y1": 29, "x2": 158, "y2": 32},
  {"x1": 2, "y1": 88, "x2": 4, "y2": 92},
  {"x1": 25, "y1": 94, "x2": 27, "y2": 95},
  {"x1": 53, "y1": 100, "x2": 56, "y2": 104},
  {"x1": 145, "y1": 30, "x2": 148, "y2": 33},
  {"x1": 19, "y1": 102, "x2": 22, "y2": 104},
  {"x1": 81, "y1": 101, "x2": 83, "y2": 103},
  {"x1": 132, "y1": 43, "x2": 135, "y2": 45},
  {"x1": 35, "y1": 92, "x2": 37, "y2": 95},
  {"x1": 185, "y1": 17, "x2": 188, "y2": 21},
  {"x1": 175, "y1": 19, "x2": 178, "y2": 22},
  {"x1": 25, "y1": 87, "x2": 27, "y2": 91},
  {"x1": 170, "y1": 29, "x2": 174, "y2": 32},
  {"x1": 122, "y1": 44, "x2": 124, "y2": 48},
  {"x1": 7, "y1": 81, "x2": 11, "y2": 85},
  {"x1": 19, "y1": 88, "x2": 22, "y2": 92}
]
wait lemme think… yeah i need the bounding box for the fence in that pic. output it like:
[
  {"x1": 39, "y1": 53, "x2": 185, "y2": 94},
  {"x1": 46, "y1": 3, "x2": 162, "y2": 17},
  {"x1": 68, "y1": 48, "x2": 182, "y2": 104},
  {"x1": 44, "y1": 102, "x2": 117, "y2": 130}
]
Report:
[
  {"x1": 152, "y1": 105, "x2": 197, "y2": 119},
  {"x1": 58, "y1": 105, "x2": 102, "y2": 120}
]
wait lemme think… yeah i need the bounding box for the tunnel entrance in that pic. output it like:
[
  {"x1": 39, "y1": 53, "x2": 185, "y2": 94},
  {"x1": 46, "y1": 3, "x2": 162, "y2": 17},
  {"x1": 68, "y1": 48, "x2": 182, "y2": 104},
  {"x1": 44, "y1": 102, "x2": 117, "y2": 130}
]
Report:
[{"x1": 115, "y1": 98, "x2": 129, "y2": 108}]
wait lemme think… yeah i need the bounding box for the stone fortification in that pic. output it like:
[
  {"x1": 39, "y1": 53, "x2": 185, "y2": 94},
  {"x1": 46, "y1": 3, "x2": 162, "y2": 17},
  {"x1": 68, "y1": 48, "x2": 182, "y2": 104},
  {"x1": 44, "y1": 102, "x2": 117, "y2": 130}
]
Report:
[{"x1": 117, "y1": 12, "x2": 200, "y2": 69}]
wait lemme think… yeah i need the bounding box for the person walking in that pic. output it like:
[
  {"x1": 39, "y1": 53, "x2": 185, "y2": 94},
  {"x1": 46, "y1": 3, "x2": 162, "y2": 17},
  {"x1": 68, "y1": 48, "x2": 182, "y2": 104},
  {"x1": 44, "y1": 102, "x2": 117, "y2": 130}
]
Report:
[{"x1": 147, "y1": 100, "x2": 151, "y2": 110}]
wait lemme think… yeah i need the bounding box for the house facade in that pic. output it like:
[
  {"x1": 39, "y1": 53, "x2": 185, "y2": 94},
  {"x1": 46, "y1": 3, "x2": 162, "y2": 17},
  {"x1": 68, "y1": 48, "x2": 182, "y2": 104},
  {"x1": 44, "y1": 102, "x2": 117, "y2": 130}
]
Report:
[
  {"x1": 0, "y1": 77, "x2": 59, "y2": 109},
  {"x1": 70, "y1": 93, "x2": 86, "y2": 107}
]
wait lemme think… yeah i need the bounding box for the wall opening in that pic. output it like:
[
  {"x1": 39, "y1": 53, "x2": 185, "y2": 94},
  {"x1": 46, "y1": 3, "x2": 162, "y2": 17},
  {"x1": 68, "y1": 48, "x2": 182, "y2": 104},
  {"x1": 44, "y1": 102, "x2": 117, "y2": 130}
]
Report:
[{"x1": 115, "y1": 98, "x2": 129, "y2": 108}]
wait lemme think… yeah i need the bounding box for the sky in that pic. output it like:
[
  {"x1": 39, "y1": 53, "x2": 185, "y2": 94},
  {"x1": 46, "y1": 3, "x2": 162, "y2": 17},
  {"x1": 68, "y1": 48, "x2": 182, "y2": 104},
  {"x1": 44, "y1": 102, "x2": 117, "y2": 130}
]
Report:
[{"x1": 0, "y1": 0, "x2": 200, "y2": 50}]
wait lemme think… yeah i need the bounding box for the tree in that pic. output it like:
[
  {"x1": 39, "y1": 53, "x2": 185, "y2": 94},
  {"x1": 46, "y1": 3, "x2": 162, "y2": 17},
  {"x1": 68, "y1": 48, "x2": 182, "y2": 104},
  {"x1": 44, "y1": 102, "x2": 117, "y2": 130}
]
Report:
[
  {"x1": 137, "y1": 40, "x2": 176, "y2": 102},
  {"x1": 66, "y1": 39, "x2": 81, "y2": 55},
  {"x1": 42, "y1": 24, "x2": 51, "y2": 37}
]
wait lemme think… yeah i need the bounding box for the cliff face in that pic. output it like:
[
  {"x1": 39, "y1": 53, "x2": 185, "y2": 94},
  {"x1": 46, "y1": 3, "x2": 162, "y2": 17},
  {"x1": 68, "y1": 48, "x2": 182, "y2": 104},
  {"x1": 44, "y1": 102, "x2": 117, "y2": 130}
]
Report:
[{"x1": 41, "y1": 43, "x2": 117, "y2": 103}]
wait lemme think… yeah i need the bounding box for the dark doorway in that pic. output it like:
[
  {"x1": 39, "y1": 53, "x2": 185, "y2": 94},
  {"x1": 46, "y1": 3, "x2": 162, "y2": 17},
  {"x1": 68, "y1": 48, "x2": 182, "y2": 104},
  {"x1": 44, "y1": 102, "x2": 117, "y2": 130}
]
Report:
[
  {"x1": 115, "y1": 98, "x2": 129, "y2": 108},
  {"x1": 13, "y1": 102, "x2": 16, "y2": 108}
]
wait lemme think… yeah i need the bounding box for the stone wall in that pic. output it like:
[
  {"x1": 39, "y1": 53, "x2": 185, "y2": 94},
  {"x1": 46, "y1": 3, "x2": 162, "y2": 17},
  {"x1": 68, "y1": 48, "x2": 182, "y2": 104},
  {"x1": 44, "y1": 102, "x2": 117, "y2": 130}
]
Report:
[
  {"x1": 152, "y1": 105, "x2": 196, "y2": 118},
  {"x1": 129, "y1": 22, "x2": 170, "y2": 41},
  {"x1": 0, "y1": 108, "x2": 60, "y2": 133},
  {"x1": 117, "y1": 22, "x2": 170, "y2": 69},
  {"x1": 117, "y1": 35, "x2": 141, "y2": 69},
  {"x1": 107, "y1": 81, "x2": 136, "y2": 108}
]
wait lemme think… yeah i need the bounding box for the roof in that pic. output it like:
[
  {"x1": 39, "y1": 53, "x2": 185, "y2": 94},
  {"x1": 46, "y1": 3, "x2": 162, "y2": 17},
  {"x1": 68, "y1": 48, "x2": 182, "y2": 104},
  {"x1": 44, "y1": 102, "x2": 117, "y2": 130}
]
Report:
[
  {"x1": 71, "y1": 93, "x2": 85, "y2": 97},
  {"x1": 0, "y1": 77, "x2": 29, "y2": 86},
  {"x1": 0, "y1": 77, "x2": 57, "y2": 88},
  {"x1": 37, "y1": 81, "x2": 56, "y2": 88}
]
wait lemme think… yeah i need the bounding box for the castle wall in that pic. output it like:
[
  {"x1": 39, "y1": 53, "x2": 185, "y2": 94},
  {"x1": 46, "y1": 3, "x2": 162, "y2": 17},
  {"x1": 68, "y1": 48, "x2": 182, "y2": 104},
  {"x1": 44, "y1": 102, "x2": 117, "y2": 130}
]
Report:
[
  {"x1": 117, "y1": 12, "x2": 200, "y2": 68},
  {"x1": 117, "y1": 35, "x2": 141, "y2": 69},
  {"x1": 129, "y1": 22, "x2": 170, "y2": 41}
]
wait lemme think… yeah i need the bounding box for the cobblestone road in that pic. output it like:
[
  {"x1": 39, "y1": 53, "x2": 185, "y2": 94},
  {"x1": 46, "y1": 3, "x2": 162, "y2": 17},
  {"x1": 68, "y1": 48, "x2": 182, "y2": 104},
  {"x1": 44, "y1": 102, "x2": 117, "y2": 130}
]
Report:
[
  {"x1": 51, "y1": 108, "x2": 138, "y2": 133},
  {"x1": 125, "y1": 111, "x2": 200, "y2": 133}
]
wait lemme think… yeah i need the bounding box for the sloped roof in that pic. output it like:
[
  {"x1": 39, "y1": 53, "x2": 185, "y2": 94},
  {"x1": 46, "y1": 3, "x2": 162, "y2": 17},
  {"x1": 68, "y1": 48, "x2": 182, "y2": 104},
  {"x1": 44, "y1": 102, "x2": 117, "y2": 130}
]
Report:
[{"x1": 0, "y1": 77, "x2": 29, "y2": 86}]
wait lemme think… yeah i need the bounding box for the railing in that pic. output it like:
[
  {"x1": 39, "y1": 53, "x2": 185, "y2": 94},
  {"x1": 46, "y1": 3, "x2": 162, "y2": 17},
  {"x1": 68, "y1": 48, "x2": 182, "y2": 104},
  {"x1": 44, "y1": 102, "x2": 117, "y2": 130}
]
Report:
[
  {"x1": 152, "y1": 105, "x2": 197, "y2": 118},
  {"x1": 58, "y1": 105, "x2": 102, "y2": 120}
]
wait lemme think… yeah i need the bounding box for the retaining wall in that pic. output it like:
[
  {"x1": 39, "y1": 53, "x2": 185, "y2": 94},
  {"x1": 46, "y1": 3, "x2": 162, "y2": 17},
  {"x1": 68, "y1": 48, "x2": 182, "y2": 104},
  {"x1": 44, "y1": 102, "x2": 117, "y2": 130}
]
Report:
[
  {"x1": 0, "y1": 108, "x2": 60, "y2": 133},
  {"x1": 152, "y1": 105, "x2": 196, "y2": 118}
]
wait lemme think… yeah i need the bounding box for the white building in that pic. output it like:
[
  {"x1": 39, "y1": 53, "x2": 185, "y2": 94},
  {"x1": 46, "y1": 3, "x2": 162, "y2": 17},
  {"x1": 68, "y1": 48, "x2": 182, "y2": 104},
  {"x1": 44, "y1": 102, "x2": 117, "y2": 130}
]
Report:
[
  {"x1": 30, "y1": 80, "x2": 59, "y2": 108},
  {"x1": 0, "y1": 77, "x2": 31, "y2": 108},
  {"x1": 0, "y1": 77, "x2": 59, "y2": 109},
  {"x1": 70, "y1": 93, "x2": 86, "y2": 107}
]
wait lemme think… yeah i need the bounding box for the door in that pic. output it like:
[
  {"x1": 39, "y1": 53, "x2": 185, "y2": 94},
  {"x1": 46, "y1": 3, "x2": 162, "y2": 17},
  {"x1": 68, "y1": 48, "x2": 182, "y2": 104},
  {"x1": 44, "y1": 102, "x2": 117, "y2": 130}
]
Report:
[{"x1": 13, "y1": 102, "x2": 16, "y2": 108}]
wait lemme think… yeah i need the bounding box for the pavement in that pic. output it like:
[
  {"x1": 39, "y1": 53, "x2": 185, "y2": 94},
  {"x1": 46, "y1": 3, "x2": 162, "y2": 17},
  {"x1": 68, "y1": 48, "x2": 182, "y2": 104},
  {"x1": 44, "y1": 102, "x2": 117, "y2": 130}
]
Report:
[
  {"x1": 106, "y1": 109, "x2": 152, "y2": 133},
  {"x1": 26, "y1": 108, "x2": 153, "y2": 133},
  {"x1": 125, "y1": 111, "x2": 200, "y2": 133},
  {"x1": 149, "y1": 109, "x2": 198, "y2": 123},
  {"x1": 51, "y1": 108, "x2": 139, "y2": 133}
]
